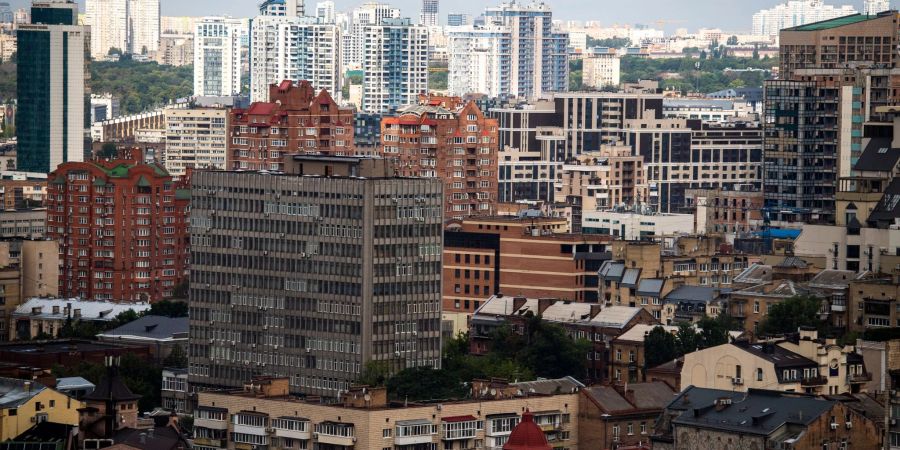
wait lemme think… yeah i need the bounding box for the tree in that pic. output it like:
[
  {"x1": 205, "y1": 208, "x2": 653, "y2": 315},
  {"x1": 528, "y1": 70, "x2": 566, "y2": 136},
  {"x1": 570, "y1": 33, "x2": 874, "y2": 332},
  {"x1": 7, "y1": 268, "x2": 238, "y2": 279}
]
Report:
[
  {"x1": 358, "y1": 360, "x2": 390, "y2": 387},
  {"x1": 675, "y1": 322, "x2": 698, "y2": 355},
  {"x1": 518, "y1": 316, "x2": 591, "y2": 380},
  {"x1": 386, "y1": 367, "x2": 467, "y2": 401},
  {"x1": 587, "y1": 37, "x2": 631, "y2": 48},
  {"x1": 726, "y1": 35, "x2": 738, "y2": 46},
  {"x1": 758, "y1": 295, "x2": 826, "y2": 336},
  {"x1": 148, "y1": 299, "x2": 188, "y2": 318},
  {"x1": 99, "y1": 143, "x2": 118, "y2": 159},
  {"x1": 645, "y1": 326, "x2": 678, "y2": 369},
  {"x1": 163, "y1": 344, "x2": 188, "y2": 368},
  {"x1": 111, "y1": 309, "x2": 141, "y2": 328},
  {"x1": 172, "y1": 278, "x2": 189, "y2": 299},
  {"x1": 697, "y1": 315, "x2": 731, "y2": 349}
]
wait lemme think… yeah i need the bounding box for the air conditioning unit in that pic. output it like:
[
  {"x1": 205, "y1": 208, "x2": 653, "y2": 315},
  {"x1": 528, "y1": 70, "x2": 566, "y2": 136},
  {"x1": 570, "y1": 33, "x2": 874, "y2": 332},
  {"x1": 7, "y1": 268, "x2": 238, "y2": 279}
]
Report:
[
  {"x1": 830, "y1": 423, "x2": 839, "y2": 430},
  {"x1": 732, "y1": 377, "x2": 743, "y2": 385}
]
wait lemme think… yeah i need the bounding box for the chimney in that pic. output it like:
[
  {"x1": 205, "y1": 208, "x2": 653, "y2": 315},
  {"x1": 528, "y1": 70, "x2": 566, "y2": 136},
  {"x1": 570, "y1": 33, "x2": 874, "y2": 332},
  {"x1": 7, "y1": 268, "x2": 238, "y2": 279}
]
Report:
[
  {"x1": 589, "y1": 303, "x2": 603, "y2": 318},
  {"x1": 537, "y1": 298, "x2": 555, "y2": 315}
]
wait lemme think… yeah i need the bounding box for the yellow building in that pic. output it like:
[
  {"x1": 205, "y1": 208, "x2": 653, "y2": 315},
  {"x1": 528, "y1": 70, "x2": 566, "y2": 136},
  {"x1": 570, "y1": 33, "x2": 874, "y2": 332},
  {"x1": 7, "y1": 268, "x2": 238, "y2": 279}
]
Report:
[{"x1": 0, "y1": 377, "x2": 83, "y2": 441}]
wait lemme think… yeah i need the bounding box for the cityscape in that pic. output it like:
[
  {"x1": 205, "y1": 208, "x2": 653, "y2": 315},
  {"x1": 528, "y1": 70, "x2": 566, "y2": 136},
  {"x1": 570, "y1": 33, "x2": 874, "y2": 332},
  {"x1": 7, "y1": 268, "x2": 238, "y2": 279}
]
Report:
[{"x1": 0, "y1": 0, "x2": 899, "y2": 449}]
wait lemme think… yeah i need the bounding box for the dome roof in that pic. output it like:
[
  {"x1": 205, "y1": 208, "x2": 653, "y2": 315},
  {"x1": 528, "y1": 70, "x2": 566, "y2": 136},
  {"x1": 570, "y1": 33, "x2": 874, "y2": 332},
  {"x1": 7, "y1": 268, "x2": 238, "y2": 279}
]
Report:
[{"x1": 503, "y1": 411, "x2": 551, "y2": 450}]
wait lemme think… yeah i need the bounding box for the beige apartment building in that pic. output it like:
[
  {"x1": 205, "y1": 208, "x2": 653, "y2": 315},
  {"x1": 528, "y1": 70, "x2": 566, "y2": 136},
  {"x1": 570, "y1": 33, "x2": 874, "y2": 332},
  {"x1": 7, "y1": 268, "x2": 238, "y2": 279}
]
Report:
[
  {"x1": 164, "y1": 107, "x2": 229, "y2": 176},
  {"x1": 555, "y1": 147, "x2": 648, "y2": 211},
  {"x1": 195, "y1": 377, "x2": 580, "y2": 450}
]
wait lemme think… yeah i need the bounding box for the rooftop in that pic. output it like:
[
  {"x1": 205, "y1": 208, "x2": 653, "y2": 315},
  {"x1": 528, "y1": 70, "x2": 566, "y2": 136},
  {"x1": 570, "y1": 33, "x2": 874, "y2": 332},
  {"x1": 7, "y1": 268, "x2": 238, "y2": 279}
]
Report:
[
  {"x1": 614, "y1": 324, "x2": 679, "y2": 343},
  {"x1": 12, "y1": 298, "x2": 151, "y2": 321},
  {"x1": 664, "y1": 285, "x2": 731, "y2": 303},
  {"x1": 785, "y1": 14, "x2": 882, "y2": 31},
  {"x1": 733, "y1": 341, "x2": 817, "y2": 370},
  {"x1": 0, "y1": 339, "x2": 142, "y2": 355},
  {"x1": 583, "y1": 381, "x2": 676, "y2": 414},
  {"x1": 854, "y1": 137, "x2": 900, "y2": 172},
  {"x1": 97, "y1": 315, "x2": 188, "y2": 342},
  {"x1": 0, "y1": 377, "x2": 45, "y2": 409}
]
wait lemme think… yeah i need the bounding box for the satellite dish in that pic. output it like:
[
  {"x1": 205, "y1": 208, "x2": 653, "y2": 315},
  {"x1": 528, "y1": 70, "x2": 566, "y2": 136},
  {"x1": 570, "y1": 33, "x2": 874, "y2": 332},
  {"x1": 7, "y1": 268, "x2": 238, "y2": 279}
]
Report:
[
  {"x1": 490, "y1": 389, "x2": 496, "y2": 396},
  {"x1": 364, "y1": 394, "x2": 371, "y2": 402}
]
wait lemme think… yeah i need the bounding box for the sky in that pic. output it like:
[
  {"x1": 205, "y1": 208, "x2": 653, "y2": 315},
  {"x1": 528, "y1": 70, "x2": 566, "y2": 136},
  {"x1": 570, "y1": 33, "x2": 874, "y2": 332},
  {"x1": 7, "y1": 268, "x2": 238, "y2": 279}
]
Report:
[{"x1": 7, "y1": 0, "x2": 878, "y2": 32}]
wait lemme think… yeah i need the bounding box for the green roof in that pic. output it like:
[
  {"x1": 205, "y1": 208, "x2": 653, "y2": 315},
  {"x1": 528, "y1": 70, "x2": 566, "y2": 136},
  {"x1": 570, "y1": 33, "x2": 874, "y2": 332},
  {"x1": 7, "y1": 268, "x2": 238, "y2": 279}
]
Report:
[
  {"x1": 136, "y1": 175, "x2": 151, "y2": 188},
  {"x1": 175, "y1": 189, "x2": 191, "y2": 201},
  {"x1": 786, "y1": 14, "x2": 880, "y2": 31},
  {"x1": 92, "y1": 162, "x2": 170, "y2": 178}
]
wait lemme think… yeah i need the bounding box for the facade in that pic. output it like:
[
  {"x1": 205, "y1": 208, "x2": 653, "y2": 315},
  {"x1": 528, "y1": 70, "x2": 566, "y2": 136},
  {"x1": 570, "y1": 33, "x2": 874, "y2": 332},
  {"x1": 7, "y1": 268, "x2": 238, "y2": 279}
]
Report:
[
  {"x1": 164, "y1": 107, "x2": 229, "y2": 176},
  {"x1": 248, "y1": 15, "x2": 341, "y2": 102},
  {"x1": 654, "y1": 386, "x2": 880, "y2": 450},
  {"x1": 582, "y1": 47, "x2": 621, "y2": 90},
  {"x1": 315, "y1": 1, "x2": 335, "y2": 23},
  {"x1": 161, "y1": 368, "x2": 190, "y2": 414},
  {"x1": 154, "y1": 34, "x2": 194, "y2": 66},
  {"x1": 864, "y1": 0, "x2": 891, "y2": 14},
  {"x1": 193, "y1": 17, "x2": 244, "y2": 97},
  {"x1": 380, "y1": 96, "x2": 499, "y2": 219},
  {"x1": 228, "y1": 80, "x2": 354, "y2": 171},
  {"x1": 128, "y1": 0, "x2": 160, "y2": 54},
  {"x1": 194, "y1": 377, "x2": 580, "y2": 450},
  {"x1": 16, "y1": 0, "x2": 88, "y2": 174},
  {"x1": 361, "y1": 18, "x2": 429, "y2": 114},
  {"x1": 555, "y1": 148, "x2": 649, "y2": 212},
  {"x1": 10, "y1": 298, "x2": 150, "y2": 341},
  {"x1": 579, "y1": 382, "x2": 676, "y2": 450},
  {"x1": 86, "y1": 0, "x2": 159, "y2": 56},
  {"x1": 752, "y1": 0, "x2": 858, "y2": 38},
  {"x1": 420, "y1": 0, "x2": 438, "y2": 26},
  {"x1": 686, "y1": 187, "x2": 764, "y2": 234},
  {"x1": 341, "y1": 2, "x2": 401, "y2": 70},
  {"x1": 848, "y1": 279, "x2": 900, "y2": 332},
  {"x1": 188, "y1": 156, "x2": 444, "y2": 397},
  {"x1": 258, "y1": 0, "x2": 304, "y2": 17},
  {"x1": 0, "y1": 378, "x2": 83, "y2": 441},
  {"x1": 0, "y1": 209, "x2": 46, "y2": 237},
  {"x1": 608, "y1": 324, "x2": 679, "y2": 383},
  {"x1": 446, "y1": 25, "x2": 510, "y2": 97},
  {"x1": 46, "y1": 153, "x2": 190, "y2": 302},
  {"x1": 582, "y1": 210, "x2": 694, "y2": 240},
  {"x1": 447, "y1": 13, "x2": 470, "y2": 26}
]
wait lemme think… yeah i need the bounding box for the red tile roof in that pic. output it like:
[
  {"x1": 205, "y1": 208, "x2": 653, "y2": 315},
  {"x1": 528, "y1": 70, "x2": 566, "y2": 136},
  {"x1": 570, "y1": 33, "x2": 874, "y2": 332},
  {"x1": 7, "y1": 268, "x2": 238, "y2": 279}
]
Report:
[{"x1": 247, "y1": 103, "x2": 277, "y2": 116}]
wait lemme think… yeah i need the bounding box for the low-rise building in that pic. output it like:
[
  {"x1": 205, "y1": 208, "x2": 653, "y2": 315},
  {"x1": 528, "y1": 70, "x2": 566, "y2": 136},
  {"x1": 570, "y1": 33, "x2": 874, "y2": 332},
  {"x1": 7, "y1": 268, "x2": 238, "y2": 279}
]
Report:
[
  {"x1": 0, "y1": 209, "x2": 45, "y2": 238},
  {"x1": 660, "y1": 285, "x2": 730, "y2": 325},
  {"x1": 0, "y1": 377, "x2": 84, "y2": 441},
  {"x1": 161, "y1": 368, "x2": 191, "y2": 415},
  {"x1": 582, "y1": 209, "x2": 694, "y2": 240},
  {"x1": 10, "y1": 298, "x2": 150, "y2": 341},
  {"x1": 653, "y1": 387, "x2": 880, "y2": 450},
  {"x1": 609, "y1": 324, "x2": 678, "y2": 383},
  {"x1": 848, "y1": 278, "x2": 900, "y2": 332},
  {"x1": 195, "y1": 376, "x2": 581, "y2": 450},
  {"x1": 96, "y1": 315, "x2": 188, "y2": 362},
  {"x1": 728, "y1": 279, "x2": 817, "y2": 335},
  {"x1": 0, "y1": 340, "x2": 151, "y2": 369},
  {"x1": 579, "y1": 381, "x2": 676, "y2": 450}
]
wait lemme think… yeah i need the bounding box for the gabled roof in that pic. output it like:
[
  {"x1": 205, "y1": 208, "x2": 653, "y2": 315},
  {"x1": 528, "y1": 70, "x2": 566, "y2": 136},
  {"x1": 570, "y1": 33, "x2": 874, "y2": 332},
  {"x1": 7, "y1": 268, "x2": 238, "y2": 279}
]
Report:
[
  {"x1": 511, "y1": 377, "x2": 584, "y2": 395},
  {"x1": 868, "y1": 178, "x2": 900, "y2": 227},
  {"x1": 0, "y1": 377, "x2": 45, "y2": 409},
  {"x1": 84, "y1": 370, "x2": 141, "y2": 402},
  {"x1": 808, "y1": 270, "x2": 872, "y2": 289},
  {"x1": 854, "y1": 137, "x2": 900, "y2": 172},
  {"x1": 733, "y1": 263, "x2": 773, "y2": 285},
  {"x1": 732, "y1": 341, "x2": 817, "y2": 370},
  {"x1": 614, "y1": 324, "x2": 678, "y2": 343},
  {"x1": 540, "y1": 302, "x2": 594, "y2": 323},
  {"x1": 583, "y1": 381, "x2": 676, "y2": 414},
  {"x1": 732, "y1": 280, "x2": 811, "y2": 298},
  {"x1": 589, "y1": 306, "x2": 643, "y2": 329},
  {"x1": 598, "y1": 260, "x2": 625, "y2": 282},
  {"x1": 621, "y1": 268, "x2": 641, "y2": 288}
]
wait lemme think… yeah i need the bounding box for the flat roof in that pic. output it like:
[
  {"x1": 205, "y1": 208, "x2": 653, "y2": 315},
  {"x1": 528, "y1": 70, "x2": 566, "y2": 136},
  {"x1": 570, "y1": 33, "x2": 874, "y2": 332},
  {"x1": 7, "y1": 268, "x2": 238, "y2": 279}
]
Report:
[{"x1": 785, "y1": 14, "x2": 880, "y2": 31}]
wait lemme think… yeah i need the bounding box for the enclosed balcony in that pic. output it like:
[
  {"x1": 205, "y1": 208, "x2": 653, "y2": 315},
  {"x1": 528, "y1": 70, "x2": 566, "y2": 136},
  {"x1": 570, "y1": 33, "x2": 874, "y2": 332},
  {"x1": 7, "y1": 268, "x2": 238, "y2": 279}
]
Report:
[
  {"x1": 315, "y1": 421, "x2": 355, "y2": 447},
  {"x1": 395, "y1": 419, "x2": 437, "y2": 446}
]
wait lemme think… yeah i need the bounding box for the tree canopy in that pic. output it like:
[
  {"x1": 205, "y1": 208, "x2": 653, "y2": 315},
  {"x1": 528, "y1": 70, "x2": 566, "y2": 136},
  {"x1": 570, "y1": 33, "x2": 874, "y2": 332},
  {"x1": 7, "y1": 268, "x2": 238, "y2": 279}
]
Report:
[
  {"x1": 758, "y1": 295, "x2": 826, "y2": 336},
  {"x1": 52, "y1": 353, "x2": 162, "y2": 412},
  {"x1": 89, "y1": 60, "x2": 193, "y2": 115},
  {"x1": 148, "y1": 299, "x2": 189, "y2": 318},
  {"x1": 621, "y1": 55, "x2": 777, "y2": 93}
]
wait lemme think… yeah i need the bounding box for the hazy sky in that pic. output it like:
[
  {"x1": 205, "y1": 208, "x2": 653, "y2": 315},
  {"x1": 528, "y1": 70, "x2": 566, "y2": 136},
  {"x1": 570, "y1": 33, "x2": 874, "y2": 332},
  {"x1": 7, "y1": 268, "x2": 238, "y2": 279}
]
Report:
[{"x1": 7, "y1": 0, "x2": 878, "y2": 32}]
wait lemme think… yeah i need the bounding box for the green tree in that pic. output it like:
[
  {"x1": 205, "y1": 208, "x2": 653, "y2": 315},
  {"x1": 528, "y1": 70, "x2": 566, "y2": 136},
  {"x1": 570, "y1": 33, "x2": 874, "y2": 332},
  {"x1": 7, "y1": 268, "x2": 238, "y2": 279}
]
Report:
[
  {"x1": 726, "y1": 35, "x2": 738, "y2": 45},
  {"x1": 518, "y1": 316, "x2": 591, "y2": 380},
  {"x1": 148, "y1": 299, "x2": 188, "y2": 318},
  {"x1": 163, "y1": 344, "x2": 188, "y2": 368},
  {"x1": 697, "y1": 315, "x2": 732, "y2": 349},
  {"x1": 99, "y1": 142, "x2": 118, "y2": 158},
  {"x1": 675, "y1": 322, "x2": 698, "y2": 354},
  {"x1": 587, "y1": 37, "x2": 631, "y2": 48},
  {"x1": 386, "y1": 367, "x2": 467, "y2": 401},
  {"x1": 644, "y1": 326, "x2": 678, "y2": 369},
  {"x1": 758, "y1": 295, "x2": 826, "y2": 336},
  {"x1": 111, "y1": 309, "x2": 141, "y2": 328},
  {"x1": 358, "y1": 360, "x2": 390, "y2": 387}
]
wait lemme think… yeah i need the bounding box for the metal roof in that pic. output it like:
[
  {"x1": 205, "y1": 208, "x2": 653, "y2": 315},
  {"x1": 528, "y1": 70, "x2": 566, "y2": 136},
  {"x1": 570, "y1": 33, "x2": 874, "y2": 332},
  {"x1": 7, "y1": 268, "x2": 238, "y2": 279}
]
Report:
[{"x1": 786, "y1": 14, "x2": 881, "y2": 31}]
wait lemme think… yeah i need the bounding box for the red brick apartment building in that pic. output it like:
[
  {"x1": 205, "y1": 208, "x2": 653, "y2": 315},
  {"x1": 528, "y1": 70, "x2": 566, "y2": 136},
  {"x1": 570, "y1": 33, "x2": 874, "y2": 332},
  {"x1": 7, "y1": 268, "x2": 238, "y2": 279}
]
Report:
[
  {"x1": 443, "y1": 216, "x2": 611, "y2": 313},
  {"x1": 228, "y1": 80, "x2": 355, "y2": 171},
  {"x1": 46, "y1": 149, "x2": 189, "y2": 302},
  {"x1": 380, "y1": 95, "x2": 499, "y2": 219}
]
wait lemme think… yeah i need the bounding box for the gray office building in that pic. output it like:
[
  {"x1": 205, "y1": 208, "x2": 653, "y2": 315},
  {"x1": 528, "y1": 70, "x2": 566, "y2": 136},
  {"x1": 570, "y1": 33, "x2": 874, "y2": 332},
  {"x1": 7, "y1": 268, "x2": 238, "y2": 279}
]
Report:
[{"x1": 188, "y1": 156, "x2": 444, "y2": 397}]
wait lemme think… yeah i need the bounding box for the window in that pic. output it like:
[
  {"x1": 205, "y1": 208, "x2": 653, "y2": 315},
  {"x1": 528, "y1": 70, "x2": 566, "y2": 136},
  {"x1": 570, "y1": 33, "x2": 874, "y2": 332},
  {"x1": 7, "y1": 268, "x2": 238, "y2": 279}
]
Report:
[
  {"x1": 627, "y1": 423, "x2": 634, "y2": 435},
  {"x1": 756, "y1": 368, "x2": 764, "y2": 381},
  {"x1": 383, "y1": 428, "x2": 392, "y2": 438}
]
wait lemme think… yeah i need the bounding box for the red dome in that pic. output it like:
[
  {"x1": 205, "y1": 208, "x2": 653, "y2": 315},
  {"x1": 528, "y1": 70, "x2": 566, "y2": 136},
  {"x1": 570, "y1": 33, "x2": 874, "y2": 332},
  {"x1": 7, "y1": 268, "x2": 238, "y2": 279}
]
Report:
[{"x1": 503, "y1": 411, "x2": 551, "y2": 450}]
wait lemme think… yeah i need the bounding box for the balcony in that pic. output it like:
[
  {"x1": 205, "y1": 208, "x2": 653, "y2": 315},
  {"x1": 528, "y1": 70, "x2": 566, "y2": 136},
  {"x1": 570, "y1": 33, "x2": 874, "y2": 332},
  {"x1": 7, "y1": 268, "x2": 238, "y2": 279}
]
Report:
[
  {"x1": 830, "y1": 302, "x2": 847, "y2": 312},
  {"x1": 315, "y1": 422, "x2": 355, "y2": 447},
  {"x1": 848, "y1": 372, "x2": 872, "y2": 383},
  {"x1": 395, "y1": 419, "x2": 436, "y2": 446},
  {"x1": 801, "y1": 376, "x2": 828, "y2": 386},
  {"x1": 272, "y1": 417, "x2": 311, "y2": 440},
  {"x1": 192, "y1": 437, "x2": 224, "y2": 448},
  {"x1": 194, "y1": 418, "x2": 228, "y2": 431}
]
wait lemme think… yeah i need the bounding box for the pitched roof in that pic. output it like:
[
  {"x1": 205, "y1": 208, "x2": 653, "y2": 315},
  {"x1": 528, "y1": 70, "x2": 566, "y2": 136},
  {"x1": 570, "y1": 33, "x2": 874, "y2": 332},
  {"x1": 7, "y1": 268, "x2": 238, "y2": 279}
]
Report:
[
  {"x1": 583, "y1": 382, "x2": 676, "y2": 414},
  {"x1": 97, "y1": 315, "x2": 188, "y2": 342},
  {"x1": 732, "y1": 280, "x2": 811, "y2": 298},
  {"x1": 589, "y1": 306, "x2": 643, "y2": 329},
  {"x1": 83, "y1": 370, "x2": 141, "y2": 402},
  {"x1": 614, "y1": 324, "x2": 678, "y2": 343},
  {"x1": 785, "y1": 14, "x2": 882, "y2": 31},
  {"x1": 732, "y1": 341, "x2": 817, "y2": 371},
  {"x1": 808, "y1": 270, "x2": 871, "y2": 289},
  {"x1": 868, "y1": 178, "x2": 900, "y2": 227},
  {"x1": 636, "y1": 278, "x2": 664, "y2": 297},
  {"x1": 13, "y1": 298, "x2": 151, "y2": 321},
  {"x1": 621, "y1": 268, "x2": 641, "y2": 288},
  {"x1": 0, "y1": 377, "x2": 45, "y2": 409},
  {"x1": 511, "y1": 377, "x2": 584, "y2": 395},
  {"x1": 854, "y1": 137, "x2": 900, "y2": 172},
  {"x1": 664, "y1": 285, "x2": 730, "y2": 303},
  {"x1": 598, "y1": 261, "x2": 626, "y2": 281},
  {"x1": 112, "y1": 426, "x2": 187, "y2": 450},
  {"x1": 733, "y1": 264, "x2": 773, "y2": 285}
]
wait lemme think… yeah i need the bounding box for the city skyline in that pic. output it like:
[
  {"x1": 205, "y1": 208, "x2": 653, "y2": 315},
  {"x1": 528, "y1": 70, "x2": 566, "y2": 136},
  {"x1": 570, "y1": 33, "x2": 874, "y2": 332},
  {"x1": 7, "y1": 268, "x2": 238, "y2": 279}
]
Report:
[{"x1": 7, "y1": 0, "x2": 888, "y2": 31}]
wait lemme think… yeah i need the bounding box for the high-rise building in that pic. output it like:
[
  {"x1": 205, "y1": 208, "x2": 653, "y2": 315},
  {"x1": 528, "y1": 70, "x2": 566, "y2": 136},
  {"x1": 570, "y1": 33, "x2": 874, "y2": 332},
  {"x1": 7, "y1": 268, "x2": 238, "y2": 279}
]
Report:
[
  {"x1": 86, "y1": 0, "x2": 160, "y2": 56},
  {"x1": 193, "y1": 17, "x2": 244, "y2": 97},
  {"x1": 188, "y1": 155, "x2": 444, "y2": 396},
  {"x1": 258, "y1": 0, "x2": 304, "y2": 17},
  {"x1": 446, "y1": 25, "x2": 509, "y2": 97},
  {"x1": 86, "y1": 0, "x2": 127, "y2": 57},
  {"x1": 315, "y1": 0, "x2": 335, "y2": 23},
  {"x1": 582, "y1": 47, "x2": 621, "y2": 90},
  {"x1": 752, "y1": 1, "x2": 858, "y2": 38},
  {"x1": 46, "y1": 150, "x2": 190, "y2": 302},
  {"x1": 0, "y1": 3, "x2": 14, "y2": 23},
  {"x1": 446, "y1": 12, "x2": 470, "y2": 26},
  {"x1": 229, "y1": 80, "x2": 354, "y2": 171},
  {"x1": 420, "y1": 0, "x2": 438, "y2": 26},
  {"x1": 362, "y1": 18, "x2": 429, "y2": 114},
  {"x1": 128, "y1": 0, "x2": 160, "y2": 54},
  {"x1": 164, "y1": 107, "x2": 229, "y2": 176},
  {"x1": 341, "y1": 2, "x2": 400, "y2": 69},
  {"x1": 249, "y1": 15, "x2": 341, "y2": 102},
  {"x1": 448, "y1": 2, "x2": 568, "y2": 99},
  {"x1": 380, "y1": 95, "x2": 499, "y2": 219},
  {"x1": 864, "y1": 0, "x2": 891, "y2": 14},
  {"x1": 16, "y1": 0, "x2": 88, "y2": 174}
]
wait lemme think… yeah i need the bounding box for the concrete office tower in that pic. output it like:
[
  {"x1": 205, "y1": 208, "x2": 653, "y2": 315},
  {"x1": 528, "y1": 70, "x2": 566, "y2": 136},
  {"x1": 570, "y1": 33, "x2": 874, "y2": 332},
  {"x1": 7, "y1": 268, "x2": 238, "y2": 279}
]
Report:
[
  {"x1": 315, "y1": 0, "x2": 335, "y2": 23},
  {"x1": 85, "y1": 0, "x2": 127, "y2": 57},
  {"x1": 446, "y1": 25, "x2": 510, "y2": 97},
  {"x1": 249, "y1": 15, "x2": 341, "y2": 102},
  {"x1": 362, "y1": 18, "x2": 429, "y2": 114},
  {"x1": 16, "y1": 0, "x2": 88, "y2": 173},
  {"x1": 341, "y1": 2, "x2": 400, "y2": 69},
  {"x1": 864, "y1": 0, "x2": 891, "y2": 14},
  {"x1": 194, "y1": 17, "x2": 243, "y2": 97},
  {"x1": 259, "y1": 0, "x2": 304, "y2": 17},
  {"x1": 128, "y1": 0, "x2": 160, "y2": 54},
  {"x1": 482, "y1": 1, "x2": 568, "y2": 99},
  {"x1": 421, "y1": 0, "x2": 438, "y2": 26},
  {"x1": 752, "y1": 1, "x2": 858, "y2": 38},
  {"x1": 188, "y1": 155, "x2": 444, "y2": 397}
]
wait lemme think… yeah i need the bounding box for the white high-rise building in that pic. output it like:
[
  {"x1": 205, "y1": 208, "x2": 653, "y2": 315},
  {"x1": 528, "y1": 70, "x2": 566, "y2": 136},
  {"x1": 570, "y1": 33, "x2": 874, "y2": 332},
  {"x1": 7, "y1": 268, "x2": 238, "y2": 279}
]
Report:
[
  {"x1": 85, "y1": 0, "x2": 159, "y2": 56},
  {"x1": 194, "y1": 17, "x2": 244, "y2": 97},
  {"x1": 342, "y1": 2, "x2": 400, "y2": 69},
  {"x1": 315, "y1": 1, "x2": 335, "y2": 23},
  {"x1": 362, "y1": 18, "x2": 428, "y2": 114},
  {"x1": 864, "y1": 0, "x2": 890, "y2": 14},
  {"x1": 582, "y1": 48, "x2": 621, "y2": 90},
  {"x1": 86, "y1": 0, "x2": 127, "y2": 57},
  {"x1": 129, "y1": 0, "x2": 160, "y2": 54},
  {"x1": 258, "y1": 0, "x2": 304, "y2": 17},
  {"x1": 249, "y1": 15, "x2": 341, "y2": 102},
  {"x1": 421, "y1": 0, "x2": 438, "y2": 26},
  {"x1": 752, "y1": 1, "x2": 858, "y2": 38},
  {"x1": 447, "y1": 25, "x2": 509, "y2": 97}
]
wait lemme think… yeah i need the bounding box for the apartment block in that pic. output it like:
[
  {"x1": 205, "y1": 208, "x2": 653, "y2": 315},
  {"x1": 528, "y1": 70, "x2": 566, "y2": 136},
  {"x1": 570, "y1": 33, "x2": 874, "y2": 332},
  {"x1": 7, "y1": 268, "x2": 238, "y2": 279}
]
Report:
[
  {"x1": 194, "y1": 17, "x2": 244, "y2": 97},
  {"x1": 608, "y1": 324, "x2": 678, "y2": 383},
  {"x1": 443, "y1": 216, "x2": 611, "y2": 313},
  {"x1": 380, "y1": 96, "x2": 499, "y2": 219},
  {"x1": 228, "y1": 80, "x2": 354, "y2": 171},
  {"x1": 46, "y1": 150, "x2": 190, "y2": 302},
  {"x1": 446, "y1": 25, "x2": 510, "y2": 98},
  {"x1": 188, "y1": 156, "x2": 444, "y2": 397},
  {"x1": 164, "y1": 107, "x2": 229, "y2": 176},
  {"x1": 848, "y1": 279, "x2": 900, "y2": 332},
  {"x1": 340, "y1": 2, "x2": 400, "y2": 70},
  {"x1": 582, "y1": 47, "x2": 621, "y2": 90},
  {"x1": 0, "y1": 209, "x2": 45, "y2": 238},
  {"x1": 194, "y1": 376, "x2": 580, "y2": 450},
  {"x1": 361, "y1": 18, "x2": 429, "y2": 114},
  {"x1": 579, "y1": 381, "x2": 676, "y2": 449},
  {"x1": 686, "y1": 187, "x2": 764, "y2": 234},
  {"x1": 249, "y1": 15, "x2": 341, "y2": 102},
  {"x1": 555, "y1": 147, "x2": 648, "y2": 212}
]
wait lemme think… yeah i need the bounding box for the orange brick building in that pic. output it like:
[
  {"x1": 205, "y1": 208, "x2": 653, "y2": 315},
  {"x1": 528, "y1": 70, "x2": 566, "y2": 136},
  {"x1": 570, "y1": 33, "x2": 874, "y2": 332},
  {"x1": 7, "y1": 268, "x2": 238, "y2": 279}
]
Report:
[
  {"x1": 443, "y1": 216, "x2": 611, "y2": 314},
  {"x1": 46, "y1": 149, "x2": 190, "y2": 302},
  {"x1": 380, "y1": 95, "x2": 499, "y2": 219},
  {"x1": 228, "y1": 80, "x2": 355, "y2": 171}
]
